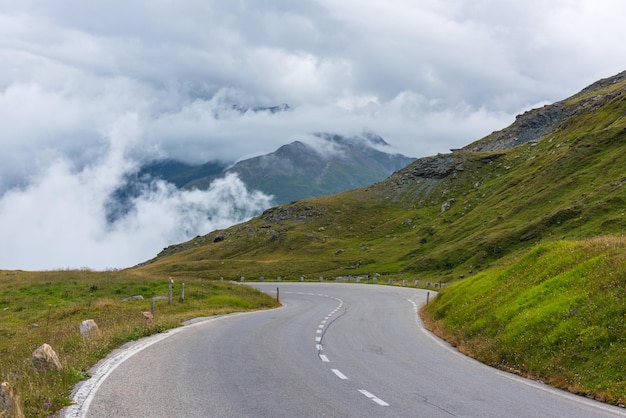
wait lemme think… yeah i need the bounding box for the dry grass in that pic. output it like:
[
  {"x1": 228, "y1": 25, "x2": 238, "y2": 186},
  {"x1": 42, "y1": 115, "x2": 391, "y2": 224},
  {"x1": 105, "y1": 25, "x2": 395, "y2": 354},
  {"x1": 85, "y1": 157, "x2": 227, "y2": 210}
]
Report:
[{"x1": 0, "y1": 270, "x2": 279, "y2": 417}]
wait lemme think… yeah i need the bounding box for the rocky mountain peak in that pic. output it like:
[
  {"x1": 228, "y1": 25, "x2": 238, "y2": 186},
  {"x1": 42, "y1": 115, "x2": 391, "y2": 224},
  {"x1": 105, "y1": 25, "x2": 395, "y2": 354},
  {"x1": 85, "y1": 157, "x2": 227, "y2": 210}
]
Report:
[{"x1": 466, "y1": 70, "x2": 626, "y2": 153}]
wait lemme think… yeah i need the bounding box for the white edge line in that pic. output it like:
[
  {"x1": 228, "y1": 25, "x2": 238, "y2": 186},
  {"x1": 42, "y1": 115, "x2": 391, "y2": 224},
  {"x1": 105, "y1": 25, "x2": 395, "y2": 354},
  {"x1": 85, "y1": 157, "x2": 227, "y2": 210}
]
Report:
[
  {"x1": 63, "y1": 313, "x2": 251, "y2": 418},
  {"x1": 407, "y1": 298, "x2": 626, "y2": 416}
]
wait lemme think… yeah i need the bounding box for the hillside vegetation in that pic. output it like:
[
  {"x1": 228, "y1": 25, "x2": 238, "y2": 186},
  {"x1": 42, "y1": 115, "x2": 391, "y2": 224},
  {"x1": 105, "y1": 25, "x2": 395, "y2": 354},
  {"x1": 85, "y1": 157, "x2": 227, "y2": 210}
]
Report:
[
  {"x1": 0, "y1": 270, "x2": 278, "y2": 417},
  {"x1": 135, "y1": 71, "x2": 626, "y2": 404},
  {"x1": 423, "y1": 237, "x2": 626, "y2": 403}
]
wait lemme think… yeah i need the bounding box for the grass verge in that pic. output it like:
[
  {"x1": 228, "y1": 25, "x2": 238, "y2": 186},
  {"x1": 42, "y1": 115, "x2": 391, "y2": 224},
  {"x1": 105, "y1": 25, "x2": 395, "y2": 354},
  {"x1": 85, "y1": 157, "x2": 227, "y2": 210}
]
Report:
[
  {"x1": 422, "y1": 236, "x2": 626, "y2": 405},
  {"x1": 0, "y1": 270, "x2": 279, "y2": 417}
]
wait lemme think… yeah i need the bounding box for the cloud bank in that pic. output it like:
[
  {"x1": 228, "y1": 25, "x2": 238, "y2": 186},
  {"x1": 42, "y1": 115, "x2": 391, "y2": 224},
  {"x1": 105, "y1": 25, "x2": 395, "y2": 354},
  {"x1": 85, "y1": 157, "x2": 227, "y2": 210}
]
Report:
[
  {"x1": 0, "y1": 114, "x2": 273, "y2": 270},
  {"x1": 1, "y1": 0, "x2": 626, "y2": 269}
]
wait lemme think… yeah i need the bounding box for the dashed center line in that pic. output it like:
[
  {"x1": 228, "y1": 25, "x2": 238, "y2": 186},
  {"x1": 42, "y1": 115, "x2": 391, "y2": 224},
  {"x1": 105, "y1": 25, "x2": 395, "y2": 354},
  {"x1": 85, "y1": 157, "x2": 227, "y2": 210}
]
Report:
[
  {"x1": 313, "y1": 295, "x2": 344, "y2": 347},
  {"x1": 304, "y1": 292, "x2": 391, "y2": 408},
  {"x1": 359, "y1": 389, "x2": 389, "y2": 406},
  {"x1": 282, "y1": 290, "x2": 397, "y2": 410}
]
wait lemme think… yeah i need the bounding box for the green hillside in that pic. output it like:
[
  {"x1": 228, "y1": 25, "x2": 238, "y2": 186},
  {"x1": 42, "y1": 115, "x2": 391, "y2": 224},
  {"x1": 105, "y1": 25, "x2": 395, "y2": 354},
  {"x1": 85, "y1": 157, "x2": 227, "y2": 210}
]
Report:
[
  {"x1": 139, "y1": 71, "x2": 626, "y2": 282},
  {"x1": 135, "y1": 71, "x2": 626, "y2": 404},
  {"x1": 423, "y1": 237, "x2": 626, "y2": 403}
]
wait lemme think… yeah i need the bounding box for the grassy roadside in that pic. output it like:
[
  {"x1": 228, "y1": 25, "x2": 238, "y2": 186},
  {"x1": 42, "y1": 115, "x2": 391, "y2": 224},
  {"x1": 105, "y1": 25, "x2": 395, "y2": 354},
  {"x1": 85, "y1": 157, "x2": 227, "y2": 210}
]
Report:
[
  {"x1": 0, "y1": 270, "x2": 279, "y2": 417},
  {"x1": 421, "y1": 236, "x2": 626, "y2": 405}
]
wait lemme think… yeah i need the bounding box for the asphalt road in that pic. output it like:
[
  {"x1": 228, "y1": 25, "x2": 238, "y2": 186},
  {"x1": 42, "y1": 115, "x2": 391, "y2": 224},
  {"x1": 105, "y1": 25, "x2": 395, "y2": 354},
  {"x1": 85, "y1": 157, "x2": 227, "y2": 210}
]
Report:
[{"x1": 65, "y1": 282, "x2": 626, "y2": 417}]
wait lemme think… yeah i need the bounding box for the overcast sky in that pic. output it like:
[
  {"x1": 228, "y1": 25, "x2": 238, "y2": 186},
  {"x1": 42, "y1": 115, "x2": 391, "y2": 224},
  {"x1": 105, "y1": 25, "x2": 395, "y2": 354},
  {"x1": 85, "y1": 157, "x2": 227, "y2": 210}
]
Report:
[{"x1": 1, "y1": 0, "x2": 626, "y2": 270}]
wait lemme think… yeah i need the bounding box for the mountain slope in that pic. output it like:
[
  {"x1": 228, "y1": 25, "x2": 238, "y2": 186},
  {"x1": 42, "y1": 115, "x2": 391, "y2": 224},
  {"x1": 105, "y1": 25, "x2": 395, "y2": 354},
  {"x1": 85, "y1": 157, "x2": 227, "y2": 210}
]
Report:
[
  {"x1": 138, "y1": 159, "x2": 228, "y2": 188},
  {"x1": 134, "y1": 70, "x2": 626, "y2": 404},
  {"x1": 423, "y1": 237, "x2": 626, "y2": 403},
  {"x1": 137, "y1": 70, "x2": 626, "y2": 279},
  {"x1": 105, "y1": 159, "x2": 229, "y2": 222},
  {"x1": 186, "y1": 133, "x2": 415, "y2": 204}
]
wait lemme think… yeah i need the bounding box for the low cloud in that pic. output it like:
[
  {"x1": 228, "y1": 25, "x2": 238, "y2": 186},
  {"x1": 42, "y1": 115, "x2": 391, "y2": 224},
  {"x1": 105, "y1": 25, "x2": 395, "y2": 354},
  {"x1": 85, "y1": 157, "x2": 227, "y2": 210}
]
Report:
[{"x1": 0, "y1": 115, "x2": 273, "y2": 270}]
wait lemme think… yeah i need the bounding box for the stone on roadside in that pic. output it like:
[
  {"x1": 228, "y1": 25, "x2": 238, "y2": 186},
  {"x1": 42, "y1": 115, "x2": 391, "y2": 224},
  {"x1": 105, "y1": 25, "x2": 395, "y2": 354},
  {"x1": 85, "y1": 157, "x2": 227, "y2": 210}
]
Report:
[
  {"x1": 1, "y1": 381, "x2": 25, "y2": 418},
  {"x1": 32, "y1": 343, "x2": 62, "y2": 372},
  {"x1": 142, "y1": 311, "x2": 154, "y2": 328},
  {"x1": 79, "y1": 319, "x2": 101, "y2": 340}
]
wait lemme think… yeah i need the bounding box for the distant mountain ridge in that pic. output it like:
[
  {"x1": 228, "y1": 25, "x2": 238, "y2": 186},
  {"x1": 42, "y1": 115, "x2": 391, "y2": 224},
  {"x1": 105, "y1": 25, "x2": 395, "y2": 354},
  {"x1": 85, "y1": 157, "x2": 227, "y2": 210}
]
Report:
[
  {"x1": 185, "y1": 132, "x2": 415, "y2": 204},
  {"x1": 106, "y1": 132, "x2": 414, "y2": 222}
]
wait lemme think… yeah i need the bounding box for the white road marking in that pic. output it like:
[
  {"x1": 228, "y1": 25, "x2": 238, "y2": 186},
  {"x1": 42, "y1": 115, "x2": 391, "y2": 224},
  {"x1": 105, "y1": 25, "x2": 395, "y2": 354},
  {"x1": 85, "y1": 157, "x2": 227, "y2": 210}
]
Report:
[
  {"x1": 64, "y1": 313, "x2": 253, "y2": 418},
  {"x1": 320, "y1": 354, "x2": 330, "y2": 362},
  {"x1": 315, "y1": 336, "x2": 321, "y2": 342},
  {"x1": 406, "y1": 298, "x2": 626, "y2": 416},
  {"x1": 358, "y1": 390, "x2": 389, "y2": 406},
  {"x1": 316, "y1": 329, "x2": 322, "y2": 334},
  {"x1": 332, "y1": 369, "x2": 348, "y2": 380},
  {"x1": 316, "y1": 344, "x2": 323, "y2": 350}
]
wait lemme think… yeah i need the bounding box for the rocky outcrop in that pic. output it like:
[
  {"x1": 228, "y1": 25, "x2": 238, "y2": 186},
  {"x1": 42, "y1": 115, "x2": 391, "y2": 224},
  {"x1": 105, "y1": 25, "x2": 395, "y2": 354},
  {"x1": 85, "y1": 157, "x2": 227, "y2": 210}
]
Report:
[
  {"x1": 467, "y1": 103, "x2": 565, "y2": 152},
  {"x1": 262, "y1": 203, "x2": 327, "y2": 224},
  {"x1": 467, "y1": 71, "x2": 626, "y2": 152}
]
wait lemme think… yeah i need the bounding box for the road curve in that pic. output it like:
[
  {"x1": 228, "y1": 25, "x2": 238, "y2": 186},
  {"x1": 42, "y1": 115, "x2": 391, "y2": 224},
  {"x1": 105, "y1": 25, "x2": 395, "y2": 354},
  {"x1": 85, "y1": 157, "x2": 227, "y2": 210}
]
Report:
[{"x1": 65, "y1": 282, "x2": 626, "y2": 417}]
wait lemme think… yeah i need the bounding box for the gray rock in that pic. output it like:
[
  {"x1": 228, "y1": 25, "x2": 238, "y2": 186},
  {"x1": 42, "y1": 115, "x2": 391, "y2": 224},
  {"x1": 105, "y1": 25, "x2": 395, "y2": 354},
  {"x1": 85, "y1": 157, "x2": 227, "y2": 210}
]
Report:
[
  {"x1": 142, "y1": 311, "x2": 154, "y2": 328},
  {"x1": 1, "y1": 381, "x2": 24, "y2": 418},
  {"x1": 441, "y1": 199, "x2": 456, "y2": 212},
  {"x1": 32, "y1": 343, "x2": 62, "y2": 372},
  {"x1": 79, "y1": 319, "x2": 101, "y2": 339}
]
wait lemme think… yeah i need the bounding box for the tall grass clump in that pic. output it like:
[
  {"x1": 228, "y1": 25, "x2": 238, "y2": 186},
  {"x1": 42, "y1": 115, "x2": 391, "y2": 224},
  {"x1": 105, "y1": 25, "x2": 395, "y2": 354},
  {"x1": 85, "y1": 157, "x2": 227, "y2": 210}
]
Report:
[{"x1": 422, "y1": 236, "x2": 626, "y2": 404}]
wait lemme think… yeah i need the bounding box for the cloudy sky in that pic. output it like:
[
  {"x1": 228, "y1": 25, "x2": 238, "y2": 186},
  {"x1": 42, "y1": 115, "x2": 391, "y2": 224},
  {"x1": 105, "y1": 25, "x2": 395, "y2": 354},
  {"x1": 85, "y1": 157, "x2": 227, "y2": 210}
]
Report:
[{"x1": 1, "y1": 0, "x2": 626, "y2": 270}]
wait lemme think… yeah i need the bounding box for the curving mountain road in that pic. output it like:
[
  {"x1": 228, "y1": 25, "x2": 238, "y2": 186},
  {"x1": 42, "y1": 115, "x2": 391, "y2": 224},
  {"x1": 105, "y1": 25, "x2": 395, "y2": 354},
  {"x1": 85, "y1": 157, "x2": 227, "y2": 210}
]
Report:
[{"x1": 65, "y1": 282, "x2": 626, "y2": 417}]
